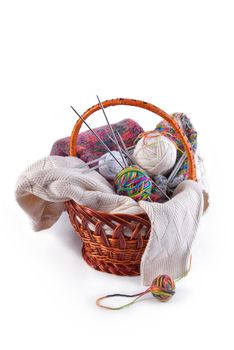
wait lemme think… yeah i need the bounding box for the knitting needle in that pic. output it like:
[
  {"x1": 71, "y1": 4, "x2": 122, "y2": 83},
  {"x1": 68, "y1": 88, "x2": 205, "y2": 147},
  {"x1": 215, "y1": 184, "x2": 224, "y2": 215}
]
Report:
[
  {"x1": 76, "y1": 145, "x2": 135, "y2": 170},
  {"x1": 83, "y1": 134, "x2": 169, "y2": 200},
  {"x1": 96, "y1": 95, "x2": 128, "y2": 168},
  {"x1": 70, "y1": 106, "x2": 124, "y2": 169},
  {"x1": 107, "y1": 134, "x2": 170, "y2": 200},
  {"x1": 167, "y1": 152, "x2": 187, "y2": 185},
  {"x1": 116, "y1": 131, "x2": 138, "y2": 166},
  {"x1": 107, "y1": 134, "x2": 136, "y2": 166},
  {"x1": 81, "y1": 153, "x2": 129, "y2": 174},
  {"x1": 116, "y1": 130, "x2": 128, "y2": 153},
  {"x1": 78, "y1": 157, "x2": 102, "y2": 168},
  {"x1": 81, "y1": 155, "x2": 123, "y2": 174},
  {"x1": 81, "y1": 164, "x2": 100, "y2": 174}
]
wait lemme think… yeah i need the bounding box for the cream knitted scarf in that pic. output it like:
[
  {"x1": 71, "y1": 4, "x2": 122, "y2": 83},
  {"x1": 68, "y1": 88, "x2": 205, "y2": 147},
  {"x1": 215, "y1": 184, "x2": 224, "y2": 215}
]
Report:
[{"x1": 16, "y1": 156, "x2": 204, "y2": 285}]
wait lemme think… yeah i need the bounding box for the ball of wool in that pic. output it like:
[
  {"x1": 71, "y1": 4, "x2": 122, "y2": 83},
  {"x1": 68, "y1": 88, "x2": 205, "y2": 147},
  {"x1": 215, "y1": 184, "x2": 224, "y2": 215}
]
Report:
[
  {"x1": 150, "y1": 275, "x2": 176, "y2": 302},
  {"x1": 114, "y1": 166, "x2": 152, "y2": 201},
  {"x1": 98, "y1": 151, "x2": 127, "y2": 180},
  {"x1": 133, "y1": 133, "x2": 177, "y2": 176}
]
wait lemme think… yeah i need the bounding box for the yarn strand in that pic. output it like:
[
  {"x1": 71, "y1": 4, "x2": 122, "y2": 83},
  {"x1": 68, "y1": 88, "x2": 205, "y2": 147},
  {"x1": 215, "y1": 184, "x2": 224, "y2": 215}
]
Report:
[
  {"x1": 96, "y1": 256, "x2": 192, "y2": 310},
  {"x1": 96, "y1": 289, "x2": 151, "y2": 310}
]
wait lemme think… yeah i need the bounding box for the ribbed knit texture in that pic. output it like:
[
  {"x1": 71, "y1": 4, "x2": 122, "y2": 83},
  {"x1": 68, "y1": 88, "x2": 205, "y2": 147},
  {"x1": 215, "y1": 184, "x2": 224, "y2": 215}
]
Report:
[
  {"x1": 15, "y1": 156, "x2": 143, "y2": 231},
  {"x1": 140, "y1": 180, "x2": 204, "y2": 285}
]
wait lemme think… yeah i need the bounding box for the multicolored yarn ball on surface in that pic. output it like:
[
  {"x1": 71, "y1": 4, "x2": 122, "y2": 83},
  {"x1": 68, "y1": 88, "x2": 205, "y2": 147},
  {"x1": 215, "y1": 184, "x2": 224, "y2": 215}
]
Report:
[
  {"x1": 98, "y1": 151, "x2": 127, "y2": 180},
  {"x1": 114, "y1": 166, "x2": 152, "y2": 201},
  {"x1": 150, "y1": 274, "x2": 176, "y2": 302},
  {"x1": 133, "y1": 132, "x2": 177, "y2": 176}
]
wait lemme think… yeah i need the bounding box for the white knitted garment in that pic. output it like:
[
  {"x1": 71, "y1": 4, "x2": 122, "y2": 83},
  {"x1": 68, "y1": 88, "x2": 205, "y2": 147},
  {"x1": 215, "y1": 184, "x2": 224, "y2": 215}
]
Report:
[
  {"x1": 16, "y1": 156, "x2": 204, "y2": 283},
  {"x1": 15, "y1": 156, "x2": 143, "y2": 231},
  {"x1": 140, "y1": 180, "x2": 204, "y2": 285}
]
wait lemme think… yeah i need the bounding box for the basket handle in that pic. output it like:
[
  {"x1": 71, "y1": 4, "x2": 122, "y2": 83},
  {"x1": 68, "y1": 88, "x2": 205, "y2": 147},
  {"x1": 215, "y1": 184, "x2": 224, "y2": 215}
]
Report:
[{"x1": 70, "y1": 98, "x2": 196, "y2": 181}]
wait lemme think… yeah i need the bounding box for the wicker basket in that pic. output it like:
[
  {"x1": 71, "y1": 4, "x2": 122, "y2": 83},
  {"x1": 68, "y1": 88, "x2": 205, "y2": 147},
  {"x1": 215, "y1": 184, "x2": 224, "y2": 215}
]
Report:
[{"x1": 65, "y1": 98, "x2": 197, "y2": 276}]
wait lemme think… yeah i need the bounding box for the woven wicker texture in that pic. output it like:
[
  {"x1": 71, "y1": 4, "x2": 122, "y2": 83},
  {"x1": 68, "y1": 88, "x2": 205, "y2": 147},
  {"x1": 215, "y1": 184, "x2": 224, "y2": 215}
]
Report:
[{"x1": 66, "y1": 98, "x2": 196, "y2": 276}]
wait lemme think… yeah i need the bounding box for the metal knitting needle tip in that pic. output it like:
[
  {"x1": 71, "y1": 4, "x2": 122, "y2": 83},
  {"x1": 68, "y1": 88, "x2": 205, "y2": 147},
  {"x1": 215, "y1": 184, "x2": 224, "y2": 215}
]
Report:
[
  {"x1": 70, "y1": 106, "x2": 124, "y2": 169},
  {"x1": 96, "y1": 95, "x2": 127, "y2": 167},
  {"x1": 77, "y1": 145, "x2": 134, "y2": 169},
  {"x1": 116, "y1": 130, "x2": 128, "y2": 152}
]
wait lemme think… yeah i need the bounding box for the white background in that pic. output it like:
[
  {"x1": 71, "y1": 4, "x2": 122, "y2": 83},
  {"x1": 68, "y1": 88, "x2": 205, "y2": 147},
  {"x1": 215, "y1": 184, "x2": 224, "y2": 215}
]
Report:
[{"x1": 0, "y1": 1, "x2": 233, "y2": 349}]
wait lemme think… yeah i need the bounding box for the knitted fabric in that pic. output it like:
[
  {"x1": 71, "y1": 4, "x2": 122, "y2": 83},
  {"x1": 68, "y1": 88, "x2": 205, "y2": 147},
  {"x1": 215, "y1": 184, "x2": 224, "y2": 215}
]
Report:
[
  {"x1": 155, "y1": 112, "x2": 197, "y2": 153},
  {"x1": 15, "y1": 156, "x2": 204, "y2": 283},
  {"x1": 140, "y1": 180, "x2": 204, "y2": 285},
  {"x1": 50, "y1": 118, "x2": 144, "y2": 164},
  {"x1": 15, "y1": 156, "x2": 144, "y2": 231}
]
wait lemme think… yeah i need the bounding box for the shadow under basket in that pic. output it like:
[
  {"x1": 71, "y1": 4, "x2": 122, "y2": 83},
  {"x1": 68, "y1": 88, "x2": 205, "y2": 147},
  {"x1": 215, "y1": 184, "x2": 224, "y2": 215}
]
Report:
[{"x1": 65, "y1": 98, "x2": 197, "y2": 276}]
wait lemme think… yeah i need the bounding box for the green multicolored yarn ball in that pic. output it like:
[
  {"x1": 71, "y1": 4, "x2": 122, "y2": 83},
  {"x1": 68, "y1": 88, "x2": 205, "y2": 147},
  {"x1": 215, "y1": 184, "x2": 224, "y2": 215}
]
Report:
[
  {"x1": 150, "y1": 274, "x2": 176, "y2": 302},
  {"x1": 114, "y1": 166, "x2": 152, "y2": 201}
]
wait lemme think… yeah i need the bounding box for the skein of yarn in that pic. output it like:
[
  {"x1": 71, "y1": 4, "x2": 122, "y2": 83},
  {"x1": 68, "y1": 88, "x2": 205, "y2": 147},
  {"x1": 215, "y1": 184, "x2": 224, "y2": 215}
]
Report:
[
  {"x1": 133, "y1": 132, "x2": 177, "y2": 176},
  {"x1": 98, "y1": 151, "x2": 127, "y2": 180},
  {"x1": 114, "y1": 166, "x2": 152, "y2": 201}
]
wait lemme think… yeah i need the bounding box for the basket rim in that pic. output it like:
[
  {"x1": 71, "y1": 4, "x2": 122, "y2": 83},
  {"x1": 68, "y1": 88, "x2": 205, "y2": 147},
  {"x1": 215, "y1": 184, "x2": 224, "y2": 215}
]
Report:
[{"x1": 65, "y1": 199, "x2": 150, "y2": 223}]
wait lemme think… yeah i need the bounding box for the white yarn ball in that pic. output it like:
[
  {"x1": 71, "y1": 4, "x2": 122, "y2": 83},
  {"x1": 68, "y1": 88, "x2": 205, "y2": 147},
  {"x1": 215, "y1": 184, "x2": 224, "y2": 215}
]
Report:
[
  {"x1": 98, "y1": 151, "x2": 127, "y2": 180},
  {"x1": 133, "y1": 133, "x2": 177, "y2": 176}
]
